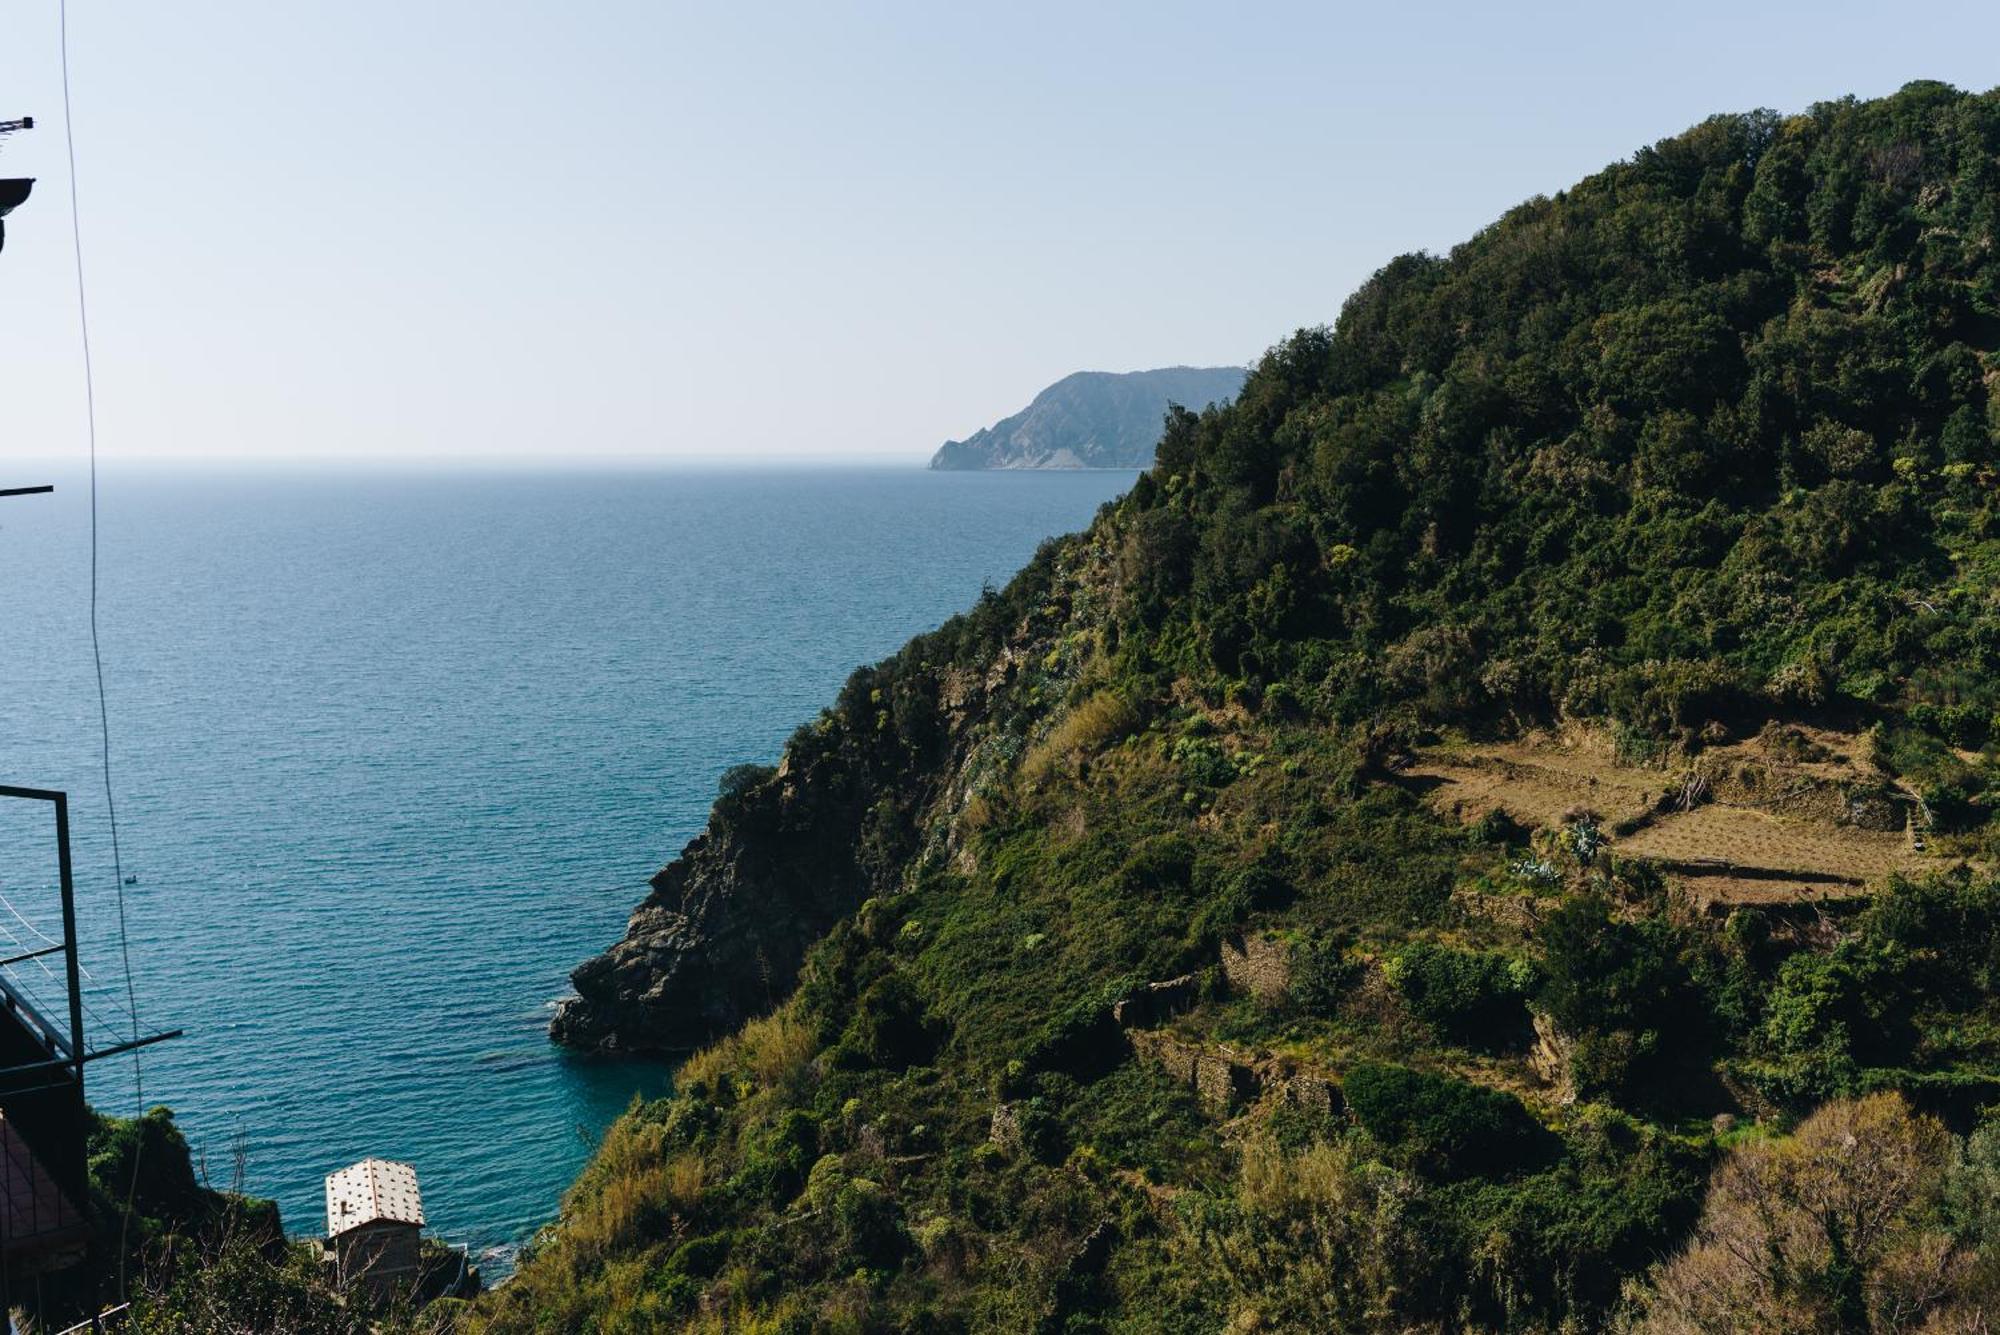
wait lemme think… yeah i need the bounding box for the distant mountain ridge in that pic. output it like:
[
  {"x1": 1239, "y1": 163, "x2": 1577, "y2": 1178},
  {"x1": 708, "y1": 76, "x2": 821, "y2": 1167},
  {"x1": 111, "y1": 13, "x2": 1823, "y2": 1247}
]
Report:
[{"x1": 929, "y1": 365, "x2": 1246, "y2": 470}]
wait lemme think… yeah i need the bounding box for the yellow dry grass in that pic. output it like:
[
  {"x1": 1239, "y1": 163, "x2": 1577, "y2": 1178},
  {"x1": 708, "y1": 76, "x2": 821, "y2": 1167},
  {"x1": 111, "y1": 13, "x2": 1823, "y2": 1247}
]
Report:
[
  {"x1": 1404, "y1": 751, "x2": 1659, "y2": 828},
  {"x1": 1237, "y1": 1134, "x2": 1367, "y2": 1216},
  {"x1": 677, "y1": 1003, "x2": 816, "y2": 1096},
  {"x1": 1017, "y1": 689, "x2": 1136, "y2": 787},
  {"x1": 1615, "y1": 804, "x2": 1910, "y2": 882}
]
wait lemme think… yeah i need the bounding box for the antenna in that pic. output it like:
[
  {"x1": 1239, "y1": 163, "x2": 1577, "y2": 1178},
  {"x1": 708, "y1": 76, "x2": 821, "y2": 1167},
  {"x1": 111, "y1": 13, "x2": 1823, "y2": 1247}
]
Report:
[{"x1": 0, "y1": 115, "x2": 31, "y2": 255}]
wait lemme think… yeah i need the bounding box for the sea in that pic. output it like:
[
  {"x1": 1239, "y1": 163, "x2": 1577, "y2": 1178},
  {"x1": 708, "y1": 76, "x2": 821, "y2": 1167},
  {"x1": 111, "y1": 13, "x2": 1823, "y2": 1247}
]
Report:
[{"x1": 0, "y1": 464, "x2": 1134, "y2": 1273}]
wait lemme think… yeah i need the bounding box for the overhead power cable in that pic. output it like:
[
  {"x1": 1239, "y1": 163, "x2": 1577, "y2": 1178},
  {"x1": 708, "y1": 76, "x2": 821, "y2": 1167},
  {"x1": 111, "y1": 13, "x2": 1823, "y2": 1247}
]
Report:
[{"x1": 58, "y1": 0, "x2": 147, "y2": 1298}]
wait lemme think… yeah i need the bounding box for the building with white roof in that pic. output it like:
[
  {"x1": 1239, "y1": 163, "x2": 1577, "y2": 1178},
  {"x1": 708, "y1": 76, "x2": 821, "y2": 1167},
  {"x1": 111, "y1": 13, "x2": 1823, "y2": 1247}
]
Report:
[{"x1": 325, "y1": 1158, "x2": 425, "y2": 1296}]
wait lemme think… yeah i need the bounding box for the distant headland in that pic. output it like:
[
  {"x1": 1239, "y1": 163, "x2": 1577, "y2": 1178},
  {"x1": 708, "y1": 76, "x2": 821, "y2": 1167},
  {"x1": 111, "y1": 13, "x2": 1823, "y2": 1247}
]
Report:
[{"x1": 928, "y1": 365, "x2": 1246, "y2": 470}]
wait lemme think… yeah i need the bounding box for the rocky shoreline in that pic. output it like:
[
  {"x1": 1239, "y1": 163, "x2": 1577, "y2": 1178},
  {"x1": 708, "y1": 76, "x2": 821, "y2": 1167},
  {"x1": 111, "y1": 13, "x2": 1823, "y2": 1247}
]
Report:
[{"x1": 549, "y1": 569, "x2": 1080, "y2": 1056}]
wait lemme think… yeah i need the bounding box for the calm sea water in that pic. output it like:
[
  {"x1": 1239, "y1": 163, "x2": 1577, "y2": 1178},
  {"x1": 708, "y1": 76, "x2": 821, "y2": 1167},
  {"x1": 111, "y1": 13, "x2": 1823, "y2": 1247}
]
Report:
[{"x1": 0, "y1": 465, "x2": 1132, "y2": 1270}]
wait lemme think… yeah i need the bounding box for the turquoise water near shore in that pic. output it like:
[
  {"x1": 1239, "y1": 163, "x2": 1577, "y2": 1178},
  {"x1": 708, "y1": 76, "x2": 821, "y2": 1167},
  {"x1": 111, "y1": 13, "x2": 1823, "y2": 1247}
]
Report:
[{"x1": 0, "y1": 465, "x2": 1133, "y2": 1271}]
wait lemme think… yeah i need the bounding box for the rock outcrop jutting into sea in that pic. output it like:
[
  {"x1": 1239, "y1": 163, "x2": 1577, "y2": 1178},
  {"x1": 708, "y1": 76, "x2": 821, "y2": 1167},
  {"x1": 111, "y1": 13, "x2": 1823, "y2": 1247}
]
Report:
[
  {"x1": 928, "y1": 366, "x2": 1246, "y2": 470},
  {"x1": 549, "y1": 596, "x2": 1074, "y2": 1054}
]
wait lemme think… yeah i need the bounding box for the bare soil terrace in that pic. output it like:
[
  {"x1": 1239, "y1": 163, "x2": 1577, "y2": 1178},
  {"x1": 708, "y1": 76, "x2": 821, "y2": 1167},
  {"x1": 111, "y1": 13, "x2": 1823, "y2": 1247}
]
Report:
[{"x1": 1404, "y1": 725, "x2": 1935, "y2": 911}]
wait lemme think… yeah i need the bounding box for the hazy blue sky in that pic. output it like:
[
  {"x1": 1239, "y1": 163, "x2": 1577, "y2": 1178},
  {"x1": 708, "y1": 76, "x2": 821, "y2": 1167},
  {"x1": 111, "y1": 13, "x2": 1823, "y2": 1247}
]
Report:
[{"x1": 2, "y1": 2, "x2": 1996, "y2": 466}]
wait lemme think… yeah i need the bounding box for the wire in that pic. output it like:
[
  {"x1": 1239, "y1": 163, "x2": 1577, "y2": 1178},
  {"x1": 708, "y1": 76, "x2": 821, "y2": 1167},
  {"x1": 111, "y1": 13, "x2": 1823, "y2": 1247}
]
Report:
[
  {"x1": 0, "y1": 880, "x2": 99, "y2": 979},
  {"x1": 58, "y1": 0, "x2": 146, "y2": 1299},
  {"x1": 0, "y1": 881, "x2": 153, "y2": 1059},
  {"x1": 0, "y1": 885, "x2": 62, "y2": 948},
  {"x1": 0, "y1": 887, "x2": 150, "y2": 1050},
  {"x1": 0, "y1": 949, "x2": 135, "y2": 1049}
]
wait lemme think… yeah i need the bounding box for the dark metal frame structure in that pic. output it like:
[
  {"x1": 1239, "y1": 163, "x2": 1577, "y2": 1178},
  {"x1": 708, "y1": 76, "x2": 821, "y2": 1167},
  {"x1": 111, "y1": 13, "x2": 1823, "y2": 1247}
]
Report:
[
  {"x1": 0, "y1": 786, "x2": 181, "y2": 1094},
  {"x1": 0, "y1": 481, "x2": 180, "y2": 1303},
  {"x1": 0, "y1": 786, "x2": 90, "y2": 1092}
]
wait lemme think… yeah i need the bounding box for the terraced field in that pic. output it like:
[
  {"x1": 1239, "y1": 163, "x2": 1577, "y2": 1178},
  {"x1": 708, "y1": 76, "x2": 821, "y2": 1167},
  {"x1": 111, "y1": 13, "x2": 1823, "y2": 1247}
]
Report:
[
  {"x1": 1402, "y1": 747, "x2": 1659, "y2": 829},
  {"x1": 1615, "y1": 804, "x2": 1908, "y2": 881},
  {"x1": 1407, "y1": 728, "x2": 1933, "y2": 911}
]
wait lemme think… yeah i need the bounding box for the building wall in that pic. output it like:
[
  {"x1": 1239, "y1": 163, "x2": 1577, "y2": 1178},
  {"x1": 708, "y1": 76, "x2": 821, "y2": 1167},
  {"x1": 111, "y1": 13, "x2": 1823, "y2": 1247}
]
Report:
[
  {"x1": 334, "y1": 1221, "x2": 422, "y2": 1295},
  {"x1": 0, "y1": 1009, "x2": 86, "y2": 1206}
]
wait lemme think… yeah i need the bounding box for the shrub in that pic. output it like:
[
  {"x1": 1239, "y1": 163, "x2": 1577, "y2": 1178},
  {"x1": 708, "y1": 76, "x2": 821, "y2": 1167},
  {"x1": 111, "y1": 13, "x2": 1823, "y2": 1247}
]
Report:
[
  {"x1": 1190, "y1": 1133, "x2": 1432, "y2": 1329},
  {"x1": 1598, "y1": 659, "x2": 1746, "y2": 742},
  {"x1": 1536, "y1": 898, "x2": 1685, "y2": 1038},
  {"x1": 665, "y1": 1231, "x2": 734, "y2": 1280},
  {"x1": 1342, "y1": 1062, "x2": 1547, "y2": 1179},
  {"x1": 731, "y1": 1110, "x2": 819, "y2": 1207},
  {"x1": 1471, "y1": 807, "x2": 1528, "y2": 845},
  {"x1": 1171, "y1": 735, "x2": 1239, "y2": 787},
  {"x1": 1387, "y1": 943, "x2": 1531, "y2": 1047},
  {"x1": 136, "y1": 1230, "x2": 369, "y2": 1335},
  {"x1": 1290, "y1": 932, "x2": 1358, "y2": 1019},
  {"x1": 1017, "y1": 990, "x2": 1124, "y2": 1082},
  {"x1": 1632, "y1": 1094, "x2": 1985, "y2": 1333},
  {"x1": 717, "y1": 762, "x2": 776, "y2": 801},
  {"x1": 1232, "y1": 864, "x2": 1292, "y2": 911},
  {"x1": 832, "y1": 1178, "x2": 909, "y2": 1269},
  {"x1": 1535, "y1": 898, "x2": 1697, "y2": 1100},
  {"x1": 837, "y1": 973, "x2": 941, "y2": 1070}
]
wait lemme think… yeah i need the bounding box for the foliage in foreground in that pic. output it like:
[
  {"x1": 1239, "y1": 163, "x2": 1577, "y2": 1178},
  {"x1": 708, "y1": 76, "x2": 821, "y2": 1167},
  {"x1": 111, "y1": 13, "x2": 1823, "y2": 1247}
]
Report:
[
  {"x1": 1629, "y1": 1093, "x2": 2000, "y2": 1334},
  {"x1": 24, "y1": 1106, "x2": 463, "y2": 1334}
]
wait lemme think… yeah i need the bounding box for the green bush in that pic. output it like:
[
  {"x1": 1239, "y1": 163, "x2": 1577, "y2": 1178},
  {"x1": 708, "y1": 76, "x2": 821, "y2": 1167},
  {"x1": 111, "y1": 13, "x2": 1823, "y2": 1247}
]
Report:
[
  {"x1": 718, "y1": 762, "x2": 776, "y2": 801},
  {"x1": 1536, "y1": 898, "x2": 1686, "y2": 1038},
  {"x1": 1342, "y1": 1061, "x2": 1548, "y2": 1179},
  {"x1": 837, "y1": 973, "x2": 941, "y2": 1070},
  {"x1": 1017, "y1": 990, "x2": 1125, "y2": 1081},
  {"x1": 1172, "y1": 734, "x2": 1239, "y2": 787},
  {"x1": 1388, "y1": 942, "x2": 1532, "y2": 1047},
  {"x1": 665, "y1": 1231, "x2": 734, "y2": 1280},
  {"x1": 1290, "y1": 932, "x2": 1359, "y2": 1018},
  {"x1": 832, "y1": 1178, "x2": 909, "y2": 1269},
  {"x1": 731, "y1": 1109, "x2": 819, "y2": 1207}
]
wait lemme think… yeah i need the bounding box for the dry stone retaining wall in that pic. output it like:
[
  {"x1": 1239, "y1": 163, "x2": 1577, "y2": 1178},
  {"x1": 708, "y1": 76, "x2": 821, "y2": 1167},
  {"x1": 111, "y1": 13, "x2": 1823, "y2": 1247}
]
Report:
[{"x1": 1220, "y1": 933, "x2": 1291, "y2": 1003}]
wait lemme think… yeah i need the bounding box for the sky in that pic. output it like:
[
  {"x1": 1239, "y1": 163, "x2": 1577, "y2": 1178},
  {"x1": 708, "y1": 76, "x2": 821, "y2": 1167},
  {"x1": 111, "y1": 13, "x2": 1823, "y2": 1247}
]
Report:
[{"x1": 1, "y1": 2, "x2": 1996, "y2": 468}]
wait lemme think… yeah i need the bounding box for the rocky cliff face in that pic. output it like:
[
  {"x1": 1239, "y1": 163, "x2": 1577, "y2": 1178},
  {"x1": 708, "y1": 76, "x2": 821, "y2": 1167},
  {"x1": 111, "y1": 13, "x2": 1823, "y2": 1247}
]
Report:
[
  {"x1": 551, "y1": 532, "x2": 1111, "y2": 1055},
  {"x1": 929, "y1": 366, "x2": 1244, "y2": 470},
  {"x1": 548, "y1": 753, "x2": 886, "y2": 1054}
]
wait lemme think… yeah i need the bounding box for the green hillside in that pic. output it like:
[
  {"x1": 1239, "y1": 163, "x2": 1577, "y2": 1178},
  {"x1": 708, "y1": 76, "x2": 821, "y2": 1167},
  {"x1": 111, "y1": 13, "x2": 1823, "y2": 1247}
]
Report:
[{"x1": 475, "y1": 83, "x2": 2000, "y2": 1333}]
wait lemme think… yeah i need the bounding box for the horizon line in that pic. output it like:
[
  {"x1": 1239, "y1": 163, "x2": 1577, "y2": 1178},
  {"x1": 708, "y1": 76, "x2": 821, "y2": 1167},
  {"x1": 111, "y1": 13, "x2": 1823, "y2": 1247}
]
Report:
[{"x1": 3, "y1": 451, "x2": 1152, "y2": 475}]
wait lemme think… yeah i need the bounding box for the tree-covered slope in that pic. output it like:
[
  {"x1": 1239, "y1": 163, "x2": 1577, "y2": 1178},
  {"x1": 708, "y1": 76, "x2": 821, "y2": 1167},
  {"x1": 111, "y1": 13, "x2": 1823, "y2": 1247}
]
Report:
[
  {"x1": 929, "y1": 367, "x2": 1246, "y2": 470},
  {"x1": 492, "y1": 83, "x2": 2000, "y2": 1333}
]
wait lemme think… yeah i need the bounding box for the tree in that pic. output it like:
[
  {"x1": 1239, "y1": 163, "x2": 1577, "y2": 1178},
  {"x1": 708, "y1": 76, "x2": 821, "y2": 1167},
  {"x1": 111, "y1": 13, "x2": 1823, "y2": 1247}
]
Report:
[{"x1": 1631, "y1": 1093, "x2": 1992, "y2": 1334}]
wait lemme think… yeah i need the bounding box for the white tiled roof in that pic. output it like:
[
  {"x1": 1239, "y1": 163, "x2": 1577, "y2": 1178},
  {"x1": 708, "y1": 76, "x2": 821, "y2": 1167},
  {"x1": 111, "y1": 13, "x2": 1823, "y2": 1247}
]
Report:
[{"x1": 324, "y1": 1158, "x2": 424, "y2": 1237}]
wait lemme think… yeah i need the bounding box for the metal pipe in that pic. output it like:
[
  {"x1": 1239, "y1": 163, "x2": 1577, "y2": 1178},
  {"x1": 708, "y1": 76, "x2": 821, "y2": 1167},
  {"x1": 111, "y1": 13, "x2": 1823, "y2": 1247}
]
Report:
[
  {"x1": 81, "y1": 1030, "x2": 181, "y2": 1064},
  {"x1": 53, "y1": 793, "x2": 85, "y2": 1089},
  {"x1": 0, "y1": 1029, "x2": 181, "y2": 1085}
]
